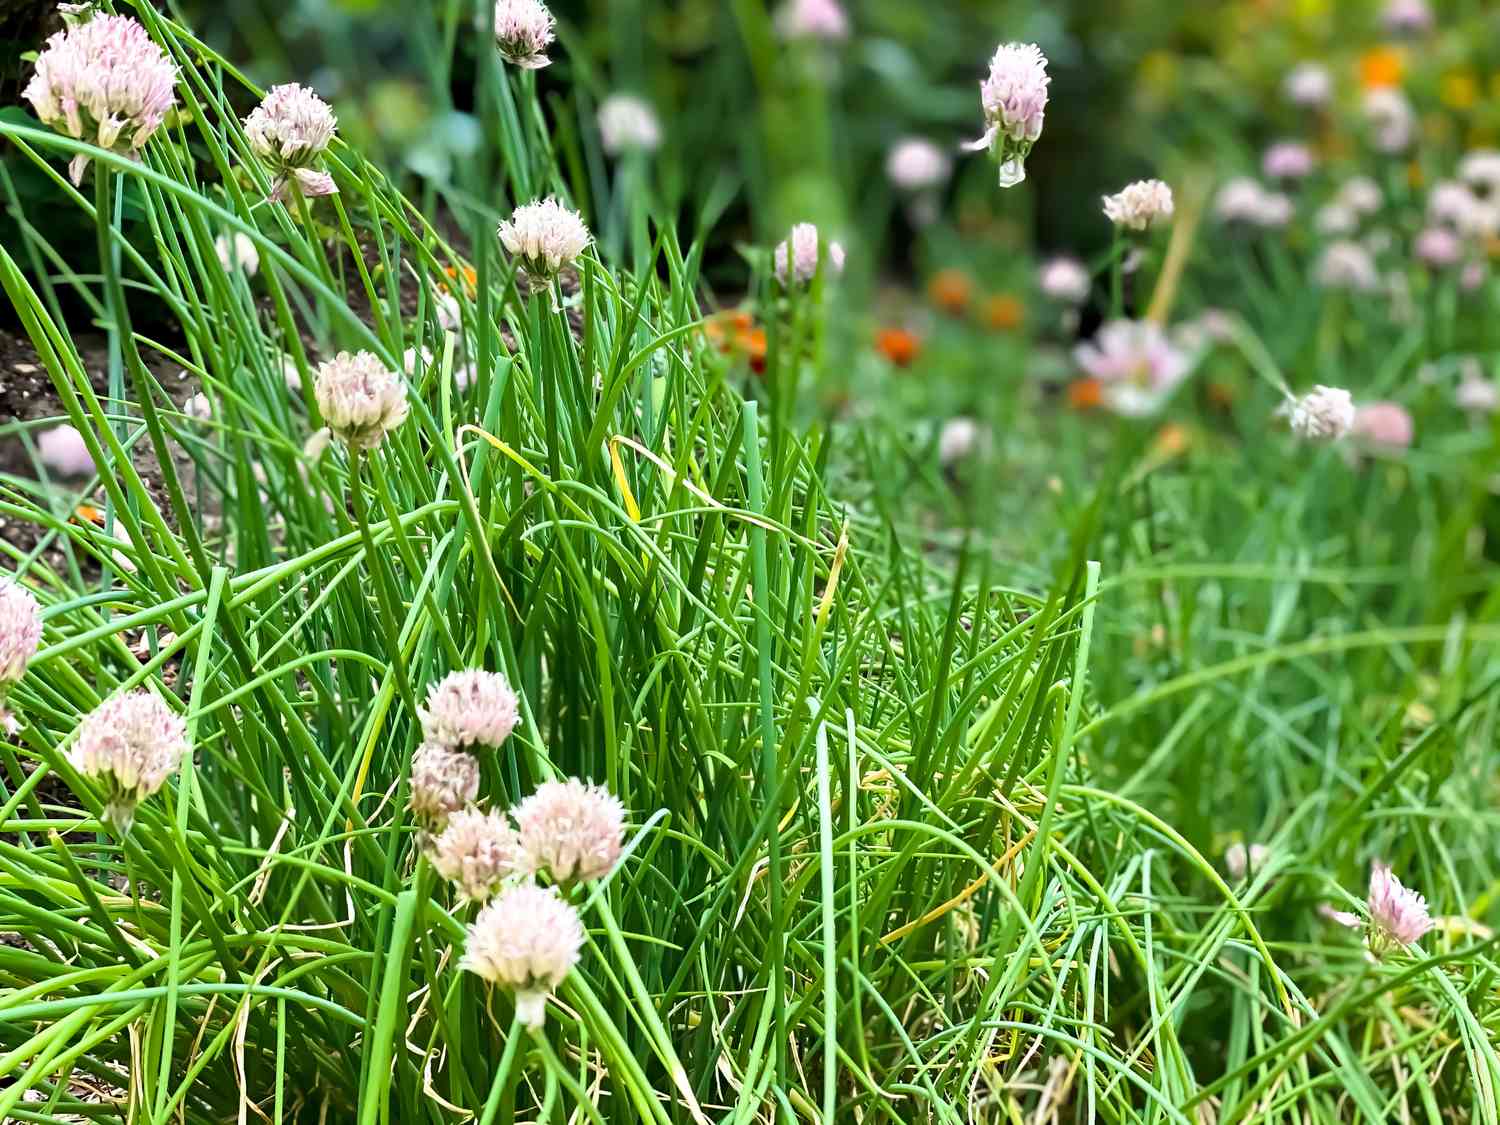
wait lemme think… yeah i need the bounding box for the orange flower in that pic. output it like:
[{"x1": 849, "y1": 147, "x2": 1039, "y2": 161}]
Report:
[
  {"x1": 1067, "y1": 378, "x2": 1103, "y2": 410},
  {"x1": 875, "y1": 327, "x2": 920, "y2": 367},
  {"x1": 74, "y1": 503, "x2": 104, "y2": 525},
  {"x1": 744, "y1": 328, "x2": 768, "y2": 374},
  {"x1": 981, "y1": 294, "x2": 1025, "y2": 332},
  {"x1": 1153, "y1": 422, "x2": 1190, "y2": 457},
  {"x1": 442, "y1": 263, "x2": 478, "y2": 297},
  {"x1": 704, "y1": 310, "x2": 767, "y2": 374},
  {"x1": 927, "y1": 269, "x2": 973, "y2": 315},
  {"x1": 1359, "y1": 47, "x2": 1404, "y2": 90}
]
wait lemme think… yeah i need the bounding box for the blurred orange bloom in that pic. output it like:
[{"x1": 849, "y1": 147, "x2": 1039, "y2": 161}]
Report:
[
  {"x1": 1153, "y1": 422, "x2": 1190, "y2": 457},
  {"x1": 1067, "y1": 378, "x2": 1103, "y2": 410},
  {"x1": 442, "y1": 263, "x2": 478, "y2": 296},
  {"x1": 982, "y1": 294, "x2": 1025, "y2": 331},
  {"x1": 74, "y1": 503, "x2": 104, "y2": 525},
  {"x1": 875, "y1": 327, "x2": 920, "y2": 367},
  {"x1": 1359, "y1": 48, "x2": 1404, "y2": 90},
  {"x1": 927, "y1": 270, "x2": 973, "y2": 315},
  {"x1": 704, "y1": 310, "x2": 767, "y2": 373}
]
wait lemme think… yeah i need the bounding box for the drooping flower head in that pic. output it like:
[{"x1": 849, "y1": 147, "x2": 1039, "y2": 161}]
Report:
[
  {"x1": 431, "y1": 807, "x2": 522, "y2": 902},
  {"x1": 1283, "y1": 62, "x2": 1333, "y2": 108},
  {"x1": 1352, "y1": 402, "x2": 1414, "y2": 449},
  {"x1": 1072, "y1": 320, "x2": 1193, "y2": 416},
  {"x1": 1225, "y1": 842, "x2": 1270, "y2": 880},
  {"x1": 419, "y1": 669, "x2": 521, "y2": 751},
  {"x1": 775, "y1": 0, "x2": 849, "y2": 41},
  {"x1": 1038, "y1": 256, "x2": 1090, "y2": 304},
  {"x1": 1102, "y1": 179, "x2": 1174, "y2": 231},
  {"x1": 69, "y1": 690, "x2": 188, "y2": 830},
  {"x1": 498, "y1": 198, "x2": 592, "y2": 279},
  {"x1": 513, "y1": 777, "x2": 625, "y2": 885},
  {"x1": 1329, "y1": 861, "x2": 1435, "y2": 957},
  {"x1": 1285, "y1": 385, "x2": 1355, "y2": 441},
  {"x1": 493, "y1": 0, "x2": 555, "y2": 69},
  {"x1": 23, "y1": 14, "x2": 178, "y2": 185},
  {"x1": 312, "y1": 351, "x2": 408, "y2": 451},
  {"x1": 886, "y1": 137, "x2": 952, "y2": 192},
  {"x1": 408, "y1": 742, "x2": 481, "y2": 828},
  {"x1": 461, "y1": 883, "x2": 584, "y2": 1028},
  {"x1": 1314, "y1": 241, "x2": 1380, "y2": 292},
  {"x1": 597, "y1": 94, "x2": 662, "y2": 155},
  {"x1": 1262, "y1": 141, "x2": 1316, "y2": 181},
  {"x1": 773, "y1": 222, "x2": 845, "y2": 288},
  {"x1": 242, "y1": 84, "x2": 338, "y2": 202},
  {"x1": 967, "y1": 42, "x2": 1049, "y2": 188}
]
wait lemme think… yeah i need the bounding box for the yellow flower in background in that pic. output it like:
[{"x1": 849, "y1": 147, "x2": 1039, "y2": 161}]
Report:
[
  {"x1": 1139, "y1": 51, "x2": 1177, "y2": 99},
  {"x1": 1407, "y1": 161, "x2": 1424, "y2": 189},
  {"x1": 1359, "y1": 47, "x2": 1405, "y2": 90},
  {"x1": 1442, "y1": 73, "x2": 1479, "y2": 110}
]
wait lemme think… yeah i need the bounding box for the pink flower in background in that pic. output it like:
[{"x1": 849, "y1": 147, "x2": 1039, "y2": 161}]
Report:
[
  {"x1": 1363, "y1": 89, "x2": 1415, "y2": 154},
  {"x1": 885, "y1": 137, "x2": 951, "y2": 192},
  {"x1": 513, "y1": 777, "x2": 626, "y2": 885},
  {"x1": 23, "y1": 14, "x2": 177, "y2": 184},
  {"x1": 774, "y1": 223, "x2": 845, "y2": 287},
  {"x1": 70, "y1": 690, "x2": 189, "y2": 830},
  {"x1": 37, "y1": 424, "x2": 95, "y2": 477},
  {"x1": 967, "y1": 42, "x2": 1050, "y2": 187},
  {"x1": 493, "y1": 0, "x2": 556, "y2": 68},
  {"x1": 1381, "y1": 0, "x2": 1433, "y2": 35},
  {"x1": 1073, "y1": 320, "x2": 1192, "y2": 416},
  {"x1": 1315, "y1": 242, "x2": 1379, "y2": 292},
  {"x1": 243, "y1": 84, "x2": 338, "y2": 202},
  {"x1": 1352, "y1": 402, "x2": 1413, "y2": 449},
  {"x1": 461, "y1": 883, "x2": 584, "y2": 1028},
  {"x1": 775, "y1": 0, "x2": 849, "y2": 41},
  {"x1": 419, "y1": 669, "x2": 521, "y2": 751},
  {"x1": 1414, "y1": 227, "x2": 1462, "y2": 268},
  {"x1": 1102, "y1": 179, "x2": 1174, "y2": 230},
  {"x1": 1262, "y1": 141, "x2": 1315, "y2": 180},
  {"x1": 1038, "y1": 256, "x2": 1090, "y2": 304},
  {"x1": 1215, "y1": 178, "x2": 1293, "y2": 229},
  {"x1": 1283, "y1": 63, "x2": 1332, "y2": 108}
]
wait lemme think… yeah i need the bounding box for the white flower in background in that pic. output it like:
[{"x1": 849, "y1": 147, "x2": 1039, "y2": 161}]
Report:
[
  {"x1": 1262, "y1": 141, "x2": 1315, "y2": 181},
  {"x1": 312, "y1": 350, "x2": 409, "y2": 451},
  {"x1": 773, "y1": 222, "x2": 845, "y2": 287},
  {"x1": 493, "y1": 0, "x2": 556, "y2": 69},
  {"x1": 1363, "y1": 89, "x2": 1415, "y2": 154},
  {"x1": 243, "y1": 83, "x2": 338, "y2": 201},
  {"x1": 1414, "y1": 226, "x2": 1462, "y2": 268},
  {"x1": 1038, "y1": 256, "x2": 1090, "y2": 304},
  {"x1": 1225, "y1": 842, "x2": 1270, "y2": 880},
  {"x1": 1337, "y1": 177, "x2": 1383, "y2": 217},
  {"x1": 1328, "y1": 861, "x2": 1435, "y2": 958},
  {"x1": 1381, "y1": 0, "x2": 1433, "y2": 35},
  {"x1": 1459, "y1": 150, "x2": 1500, "y2": 200},
  {"x1": 461, "y1": 883, "x2": 584, "y2": 1028},
  {"x1": 885, "y1": 137, "x2": 951, "y2": 192},
  {"x1": 1426, "y1": 180, "x2": 1497, "y2": 238},
  {"x1": 1314, "y1": 241, "x2": 1379, "y2": 292},
  {"x1": 1215, "y1": 178, "x2": 1293, "y2": 229},
  {"x1": 1073, "y1": 320, "x2": 1193, "y2": 416},
  {"x1": 1102, "y1": 179, "x2": 1174, "y2": 230},
  {"x1": 70, "y1": 690, "x2": 189, "y2": 830},
  {"x1": 1456, "y1": 369, "x2": 1499, "y2": 414},
  {"x1": 435, "y1": 292, "x2": 463, "y2": 334},
  {"x1": 598, "y1": 94, "x2": 662, "y2": 155},
  {"x1": 937, "y1": 417, "x2": 983, "y2": 466},
  {"x1": 966, "y1": 42, "x2": 1049, "y2": 188},
  {"x1": 184, "y1": 392, "x2": 212, "y2": 419},
  {"x1": 431, "y1": 807, "x2": 522, "y2": 903},
  {"x1": 1315, "y1": 203, "x2": 1358, "y2": 237},
  {"x1": 775, "y1": 0, "x2": 849, "y2": 41},
  {"x1": 419, "y1": 669, "x2": 521, "y2": 751},
  {"x1": 23, "y1": 14, "x2": 177, "y2": 185},
  {"x1": 513, "y1": 777, "x2": 626, "y2": 885},
  {"x1": 37, "y1": 424, "x2": 94, "y2": 477},
  {"x1": 1285, "y1": 385, "x2": 1355, "y2": 441},
  {"x1": 215, "y1": 232, "x2": 259, "y2": 275},
  {"x1": 498, "y1": 198, "x2": 592, "y2": 278},
  {"x1": 1283, "y1": 62, "x2": 1332, "y2": 108},
  {"x1": 408, "y1": 742, "x2": 481, "y2": 828}
]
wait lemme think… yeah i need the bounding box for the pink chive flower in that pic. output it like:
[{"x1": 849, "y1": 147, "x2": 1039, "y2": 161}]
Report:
[
  {"x1": 312, "y1": 350, "x2": 408, "y2": 451},
  {"x1": 965, "y1": 42, "x2": 1049, "y2": 188},
  {"x1": 461, "y1": 883, "x2": 584, "y2": 1028},
  {"x1": 1262, "y1": 141, "x2": 1316, "y2": 181},
  {"x1": 419, "y1": 669, "x2": 521, "y2": 751},
  {"x1": 408, "y1": 742, "x2": 481, "y2": 829},
  {"x1": 493, "y1": 0, "x2": 556, "y2": 69},
  {"x1": 1225, "y1": 842, "x2": 1270, "y2": 880},
  {"x1": 1283, "y1": 63, "x2": 1332, "y2": 108},
  {"x1": 886, "y1": 137, "x2": 951, "y2": 192},
  {"x1": 1381, "y1": 0, "x2": 1433, "y2": 35},
  {"x1": 69, "y1": 690, "x2": 189, "y2": 831},
  {"x1": 513, "y1": 777, "x2": 626, "y2": 885},
  {"x1": 1414, "y1": 227, "x2": 1463, "y2": 268},
  {"x1": 37, "y1": 424, "x2": 95, "y2": 477},
  {"x1": 430, "y1": 807, "x2": 522, "y2": 903},
  {"x1": 23, "y1": 14, "x2": 177, "y2": 185},
  {"x1": 0, "y1": 581, "x2": 42, "y2": 733},
  {"x1": 773, "y1": 222, "x2": 845, "y2": 287},
  {"x1": 242, "y1": 84, "x2": 338, "y2": 202},
  {"x1": 1329, "y1": 861, "x2": 1435, "y2": 957},
  {"x1": 498, "y1": 198, "x2": 592, "y2": 279},
  {"x1": 1038, "y1": 256, "x2": 1090, "y2": 304},
  {"x1": 1363, "y1": 89, "x2": 1415, "y2": 154},
  {"x1": 1073, "y1": 320, "x2": 1193, "y2": 417},
  {"x1": 1352, "y1": 402, "x2": 1414, "y2": 450},
  {"x1": 1314, "y1": 242, "x2": 1380, "y2": 292},
  {"x1": 1284, "y1": 385, "x2": 1355, "y2": 441},
  {"x1": 1102, "y1": 179, "x2": 1174, "y2": 231},
  {"x1": 775, "y1": 0, "x2": 849, "y2": 41}
]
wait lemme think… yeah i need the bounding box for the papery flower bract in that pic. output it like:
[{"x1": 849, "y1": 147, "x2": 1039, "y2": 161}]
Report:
[
  {"x1": 461, "y1": 883, "x2": 584, "y2": 1028},
  {"x1": 1285, "y1": 385, "x2": 1355, "y2": 441},
  {"x1": 967, "y1": 42, "x2": 1049, "y2": 188},
  {"x1": 1102, "y1": 179, "x2": 1174, "y2": 230},
  {"x1": 38, "y1": 425, "x2": 94, "y2": 477},
  {"x1": 1283, "y1": 63, "x2": 1332, "y2": 107},
  {"x1": 1262, "y1": 141, "x2": 1315, "y2": 181},
  {"x1": 1414, "y1": 226, "x2": 1462, "y2": 268},
  {"x1": 1073, "y1": 320, "x2": 1192, "y2": 417},
  {"x1": 243, "y1": 84, "x2": 339, "y2": 203},
  {"x1": 497, "y1": 198, "x2": 592, "y2": 279},
  {"x1": 312, "y1": 351, "x2": 408, "y2": 451},
  {"x1": 597, "y1": 94, "x2": 662, "y2": 155},
  {"x1": 419, "y1": 669, "x2": 521, "y2": 751},
  {"x1": 1038, "y1": 256, "x2": 1090, "y2": 304},
  {"x1": 23, "y1": 14, "x2": 178, "y2": 186},
  {"x1": 69, "y1": 690, "x2": 188, "y2": 830},
  {"x1": 493, "y1": 0, "x2": 555, "y2": 69},
  {"x1": 215, "y1": 232, "x2": 259, "y2": 275},
  {"x1": 886, "y1": 137, "x2": 951, "y2": 192},
  {"x1": 1315, "y1": 241, "x2": 1380, "y2": 292},
  {"x1": 407, "y1": 742, "x2": 481, "y2": 828},
  {"x1": 1363, "y1": 88, "x2": 1415, "y2": 154},
  {"x1": 1225, "y1": 842, "x2": 1270, "y2": 880},
  {"x1": 775, "y1": 0, "x2": 849, "y2": 41},
  {"x1": 430, "y1": 807, "x2": 522, "y2": 902},
  {"x1": 513, "y1": 777, "x2": 625, "y2": 885},
  {"x1": 773, "y1": 222, "x2": 845, "y2": 287}
]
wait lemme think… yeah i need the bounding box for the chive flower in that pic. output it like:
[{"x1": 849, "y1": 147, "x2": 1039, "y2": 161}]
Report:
[
  {"x1": 70, "y1": 690, "x2": 189, "y2": 831},
  {"x1": 965, "y1": 42, "x2": 1049, "y2": 188},
  {"x1": 493, "y1": 0, "x2": 556, "y2": 69},
  {"x1": 419, "y1": 669, "x2": 521, "y2": 751},
  {"x1": 461, "y1": 882, "x2": 585, "y2": 1028},
  {"x1": 431, "y1": 807, "x2": 522, "y2": 903},
  {"x1": 312, "y1": 350, "x2": 409, "y2": 451},
  {"x1": 408, "y1": 742, "x2": 481, "y2": 829},
  {"x1": 513, "y1": 777, "x2": 625, "y2": 886},
  {"x1": 243, "y1": 83, "x2": 338, "y2": 202},
  {"x1": 497, "y1": 198, "x2": 592, "y2": 279}
]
